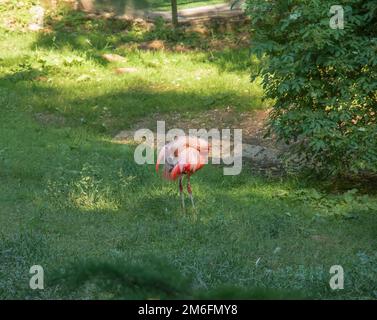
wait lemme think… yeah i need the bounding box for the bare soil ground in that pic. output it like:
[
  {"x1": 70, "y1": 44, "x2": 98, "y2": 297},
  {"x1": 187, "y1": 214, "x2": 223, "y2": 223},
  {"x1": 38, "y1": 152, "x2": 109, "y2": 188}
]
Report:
[{"x1": 114, "y1": 108, "x2": 285, "y2": 176}]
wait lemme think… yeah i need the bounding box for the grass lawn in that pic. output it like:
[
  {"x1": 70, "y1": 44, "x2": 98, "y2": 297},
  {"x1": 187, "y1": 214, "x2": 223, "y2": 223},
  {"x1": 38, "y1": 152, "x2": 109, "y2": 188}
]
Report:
[{"x1": 0, "y1": 5, "x2": 376, "y2": 299}]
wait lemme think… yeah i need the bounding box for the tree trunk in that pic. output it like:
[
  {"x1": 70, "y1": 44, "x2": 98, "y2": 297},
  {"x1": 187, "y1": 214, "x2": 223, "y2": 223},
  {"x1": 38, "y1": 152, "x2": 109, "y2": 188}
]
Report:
[{"x1": 171, "y1": 0, "x2": 178, "y2": 28}]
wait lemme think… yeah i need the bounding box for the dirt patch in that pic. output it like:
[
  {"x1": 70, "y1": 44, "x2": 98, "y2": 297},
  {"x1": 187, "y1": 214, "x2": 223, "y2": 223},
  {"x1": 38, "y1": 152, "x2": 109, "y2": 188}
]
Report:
[
  {"x1": 124, "y1": 108, "x2": 273, "y2": 147},
  {"x1": 114, "y1": 67, "x2": 138, "y2": 74},
  {"x1": 114, "y1": 108, "x2": 286, "y2": 175},
  {"x1": 138, "y1": 40, "x2": 165, "y2": 51},
  {"x1": 114, "y1": 108, "x2": 270, "y2": 141},
  {"x1": 102, "y1": 53, "x2": 126, "y2": 62},
  {"x1": 171, "y1": 44, "x2": 191, "y2": 53}
]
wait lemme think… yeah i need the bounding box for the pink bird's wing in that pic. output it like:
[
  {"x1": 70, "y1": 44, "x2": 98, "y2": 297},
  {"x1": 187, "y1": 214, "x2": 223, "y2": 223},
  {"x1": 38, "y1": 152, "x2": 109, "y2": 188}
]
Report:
[
  {"x1": 156, "y1": 137, "x2": 210, "y2": 179},
  {"x1": 169, "y1": 147, "x2": 203, "y2": 180}
]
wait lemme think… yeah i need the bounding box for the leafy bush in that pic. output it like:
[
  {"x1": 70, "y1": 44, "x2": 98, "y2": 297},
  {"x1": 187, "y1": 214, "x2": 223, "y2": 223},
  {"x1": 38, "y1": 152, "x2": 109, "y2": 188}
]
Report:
[{"x1": 246, "y1": 0, "x2": 377, "y2": 176}]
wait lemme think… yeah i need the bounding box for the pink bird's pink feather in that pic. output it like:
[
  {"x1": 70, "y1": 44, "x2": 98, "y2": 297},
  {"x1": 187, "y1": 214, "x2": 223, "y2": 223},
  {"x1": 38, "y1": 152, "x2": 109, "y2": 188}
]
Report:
[{"x1": 155, "y1": 137, "x2": 209, "y2": 180}]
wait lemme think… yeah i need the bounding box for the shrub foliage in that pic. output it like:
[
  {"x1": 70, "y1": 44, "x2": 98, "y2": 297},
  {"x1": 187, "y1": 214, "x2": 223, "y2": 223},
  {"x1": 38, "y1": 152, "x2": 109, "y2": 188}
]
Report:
[{"x1": 246, "y1": 0, "x2": 377, "y2": 176}]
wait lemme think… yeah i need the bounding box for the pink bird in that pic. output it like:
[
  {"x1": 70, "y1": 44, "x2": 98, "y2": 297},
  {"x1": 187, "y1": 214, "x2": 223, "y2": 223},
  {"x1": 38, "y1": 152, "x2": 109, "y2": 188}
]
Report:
[{"x1": 156, "y1": 136, "x2": 210, "y2": 209}]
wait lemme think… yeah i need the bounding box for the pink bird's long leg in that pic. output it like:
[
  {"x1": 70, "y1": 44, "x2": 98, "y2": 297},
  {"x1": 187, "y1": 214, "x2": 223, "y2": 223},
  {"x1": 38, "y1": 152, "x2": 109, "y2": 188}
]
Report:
[
  {"x1": 179, "y1": 175, "x2": 185, "y2": 209},
  {"x1": 187, "y1": 174, "x2": 195, "y2": 208}
]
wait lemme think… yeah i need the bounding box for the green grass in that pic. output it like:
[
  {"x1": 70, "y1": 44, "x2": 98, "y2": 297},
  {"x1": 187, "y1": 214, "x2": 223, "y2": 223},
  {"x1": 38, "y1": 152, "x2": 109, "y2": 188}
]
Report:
[{"x1": 0, "y1": 4, "x2": 377, "y2": 300}]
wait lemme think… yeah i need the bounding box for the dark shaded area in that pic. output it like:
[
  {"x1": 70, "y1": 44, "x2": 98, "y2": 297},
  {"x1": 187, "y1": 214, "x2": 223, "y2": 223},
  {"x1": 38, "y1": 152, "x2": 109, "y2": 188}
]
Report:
[
  {"x1": 325, "y1": 174, "x2": 377, "y2": 195},
  {"x1": 50, "y1": 257, "x2": 192, "y2": 299},
  {"x1": 48, "y1": 257, "x2": 309, "y2": 299},
  {"x1": 0, "y1": 72, "x2": 257, "y2": 135}
]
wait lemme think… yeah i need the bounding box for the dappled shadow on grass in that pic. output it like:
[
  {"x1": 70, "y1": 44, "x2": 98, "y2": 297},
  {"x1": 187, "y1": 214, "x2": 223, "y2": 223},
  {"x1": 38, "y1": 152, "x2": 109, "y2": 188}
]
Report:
[
  {"x1": 32, "y1": 6, "x2": 255, "y2": 73},
  {"x1": 62, "y1": 85, "x2": 259, "y2": 132},
  {"x1": 0, "y1": 72, "x2": 259, "y2": 134},
  {"x1": 34, "y1": 9, "x2": 133, "y2": 65},
  {"x1": 11, "y1": 8, "x2": 263, "y2": 134}
]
